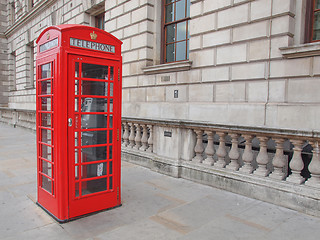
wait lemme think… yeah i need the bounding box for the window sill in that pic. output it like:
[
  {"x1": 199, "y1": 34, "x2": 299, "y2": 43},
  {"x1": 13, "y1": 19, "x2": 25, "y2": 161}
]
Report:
[
  {"x1": 142, "y1": 61, "x2": 192, "y2": 75},
  {"x1": 24, "y1": 85, "x2": 34, "y2": 90},
  {"x1": 280, "y1": 42, "x2": 320, "y2": 59}
]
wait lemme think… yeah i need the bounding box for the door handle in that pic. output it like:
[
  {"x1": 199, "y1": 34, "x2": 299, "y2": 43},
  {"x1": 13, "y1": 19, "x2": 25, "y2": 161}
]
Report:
[{"x1": 68, "y1": 118, "x2": 73, "y2": 127}]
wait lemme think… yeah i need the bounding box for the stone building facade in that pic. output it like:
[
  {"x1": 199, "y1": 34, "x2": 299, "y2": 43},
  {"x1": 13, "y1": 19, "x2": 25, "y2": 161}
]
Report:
[{"x1": 1, "y1": 0, "x2": 320, "y2": 216}]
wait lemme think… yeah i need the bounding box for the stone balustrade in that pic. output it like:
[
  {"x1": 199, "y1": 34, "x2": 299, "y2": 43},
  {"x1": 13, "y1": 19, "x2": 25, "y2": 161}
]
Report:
[
  {"x1": 121, "y1": 117, "x2": 320, "y2": 217},
  {"x1": 0, "y1": 107, "x2": 36, "y2": 130}
]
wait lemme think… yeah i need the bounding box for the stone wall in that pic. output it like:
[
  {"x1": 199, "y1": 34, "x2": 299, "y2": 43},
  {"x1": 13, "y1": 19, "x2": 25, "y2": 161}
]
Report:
[
  {"x1": 0, "y1": 0, "x2": 8, "y2": 106},
  {"x1": 109, "y1": 0, "x2": 320, "y2": 132}
]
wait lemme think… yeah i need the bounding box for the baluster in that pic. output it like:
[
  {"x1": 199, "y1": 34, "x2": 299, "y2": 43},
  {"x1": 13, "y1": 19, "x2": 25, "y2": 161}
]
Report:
[
  {"x1": 146, "y1": 125, "x2": 153, "y2": 153},
  {"x1": 269, "y1": 138, "x2": 286, "y2": 180},
  {"x1": 215, "y1": 132, "x2": 227, "y2": 168},
  {"x1": 203, "y1": 130, "x2": 215, "y2": 166},
  {"x1": 306, "y1": 141, "x2": 320, "y2": 187},
  {"x1": 192, "y1": 130, "x2": 204, "y2": 163},
  {"x1": 128, "y1": 123, "x2": 135, "y2": 148},
  {"x1": 239, "y1": 134, "x2": 254, "y2": 174},
  {"x1": 226, "y1": 133, "x2": 240, "y2": 171},
  {"x1": 122, "y1": 122, "x2": 129, "y2": 147},
  {"x1": 253, "y1": 136, "x2": 270, "y2": 177},
  {"x1": 134, "y1": 124, "x2": 142, "y2": 150},
  {"x1": 140, "y1": 124, "x2": 148, "y2": 151},
  {"x1": 287, "y1": 139, "x2": 305, "y2": 184}
]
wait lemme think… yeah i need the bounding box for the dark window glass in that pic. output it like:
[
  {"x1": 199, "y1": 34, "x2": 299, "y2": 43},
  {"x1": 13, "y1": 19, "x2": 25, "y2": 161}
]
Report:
[
  {"x1": 82, "y1": 81, "x2": 108, "y2": 96},
  {"x1": 164, "y1": 0, "x2": 190, "y2": 63},
  {"x1": 81, "y1": 146, "x2": 107, "y2": 162},
  {"x1": 82, "y1": 178, "x2": 107, "y2": 196},
  {"x1": 82, "y1": 63, "x2": 108, "y2": 79},
  {"x1": 81, "y1": 131, "x2": 108, "y2": 146},
  {"x1": 313, "y1": 11, "x2": 320, "y2": 41},
  {"x1": 41, "y1": 63, "x2": 51, "y2": 79},
  {"x1": 81, "y1": 162, "x2": 107, "y2": 179}
]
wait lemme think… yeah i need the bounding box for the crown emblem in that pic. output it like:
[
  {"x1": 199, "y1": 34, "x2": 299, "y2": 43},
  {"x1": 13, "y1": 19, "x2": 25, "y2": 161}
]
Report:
[{"x1": 90, "y1": 31, "x2": 97, "y2": 40}]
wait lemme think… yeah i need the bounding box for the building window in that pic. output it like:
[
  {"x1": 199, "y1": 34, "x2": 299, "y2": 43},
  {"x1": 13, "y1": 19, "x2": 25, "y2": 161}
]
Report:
[
  {"x1": 9, "y1": 2, "x2": 15, "y2": 24},
  {"x1": 9, "y1": 51, "x2": 16, "y2": 91},
  {"x1": 95, "y1": 13, "x2": 105, "y2": 30},
  {"x1": 26, "y1": 42, "x2": 35, "y2": 88},
  {"x1": 306, "y1": 0, "x2": 320, "y2": 42},
  {"x1": 163, "y1": 0, "x2": 190, "y2": 63}
]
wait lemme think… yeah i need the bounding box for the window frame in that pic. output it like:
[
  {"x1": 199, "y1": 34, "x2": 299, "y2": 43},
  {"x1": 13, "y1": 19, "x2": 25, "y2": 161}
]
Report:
[
  {"x1": 306, "y1": 0, "x2": 320, "y2": 43},
  {"x1": 95, "y1": 12, "x2": 105, "y2": 30},
  {"x1": 161, "y1": 0, "x2": 190, "y2": 64}
]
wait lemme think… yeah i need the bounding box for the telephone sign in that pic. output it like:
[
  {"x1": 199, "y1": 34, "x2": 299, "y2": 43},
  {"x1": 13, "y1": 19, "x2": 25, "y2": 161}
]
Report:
[{"x1": 36, "y1": 25, "x2": 122, "y2": 222}]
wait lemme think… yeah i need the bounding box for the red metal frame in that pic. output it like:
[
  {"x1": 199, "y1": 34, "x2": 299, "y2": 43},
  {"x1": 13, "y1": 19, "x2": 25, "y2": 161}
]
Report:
[{"x1": 36, "y1": 25, "x2": 122, "y2": 222}]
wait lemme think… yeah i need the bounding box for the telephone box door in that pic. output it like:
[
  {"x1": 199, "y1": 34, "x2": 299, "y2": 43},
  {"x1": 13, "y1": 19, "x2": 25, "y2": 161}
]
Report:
[{"x1": 67, "y1": 55, "x2": 121, "y2": 218}]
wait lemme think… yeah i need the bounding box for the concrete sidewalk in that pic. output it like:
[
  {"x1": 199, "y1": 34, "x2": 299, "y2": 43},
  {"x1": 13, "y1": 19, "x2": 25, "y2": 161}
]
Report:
[{"x1": 1, "y1": 123, "x2": 320, "y2": 240}]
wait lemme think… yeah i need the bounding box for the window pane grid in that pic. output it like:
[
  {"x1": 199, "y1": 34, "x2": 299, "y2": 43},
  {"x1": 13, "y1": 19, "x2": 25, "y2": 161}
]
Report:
[
  {"x1": 164, "y1": 0, "x2": 190, "y2": 63},
  {"x1": 312, "y1": 0, "x2": 320, "y2": 41}
]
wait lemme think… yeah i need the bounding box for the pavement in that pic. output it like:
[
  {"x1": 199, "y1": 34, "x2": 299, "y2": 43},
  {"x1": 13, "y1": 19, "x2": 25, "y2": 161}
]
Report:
[{"x1": 1, "y1": 123, "x2": 320, "y2": 240}]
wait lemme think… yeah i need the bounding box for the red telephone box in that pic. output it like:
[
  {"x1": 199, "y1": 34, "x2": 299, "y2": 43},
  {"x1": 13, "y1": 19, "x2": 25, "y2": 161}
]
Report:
[{"x1": 35, "y1": 25, "x2": 122, "y2": 222}]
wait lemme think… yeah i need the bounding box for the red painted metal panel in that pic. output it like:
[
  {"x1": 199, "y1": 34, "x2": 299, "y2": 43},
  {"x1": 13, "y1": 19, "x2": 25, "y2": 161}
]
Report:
[{"x1": 36, "y1": 25, "x2": 122, "y2": 222}]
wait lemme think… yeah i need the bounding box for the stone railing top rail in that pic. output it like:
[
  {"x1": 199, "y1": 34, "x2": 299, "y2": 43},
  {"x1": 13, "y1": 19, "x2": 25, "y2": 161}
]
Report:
[
  {"x1": 0, "y1": 107, "x2": 35, "y2": 113},
  {"x1": 122, "y1": 117, "x2": 320, "y2": 140}
]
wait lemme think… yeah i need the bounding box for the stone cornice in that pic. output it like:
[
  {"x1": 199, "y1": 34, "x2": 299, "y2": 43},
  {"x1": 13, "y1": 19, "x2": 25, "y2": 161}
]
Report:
[
  {"x1": 142, "y1": 61, "x2": 192, "y2": 75},
  {"x1": 280, "y1": 42, "x2": 320, "y2": 59},
  {"x1": 5, "y1": 0, "x2": 56, "y2": 37}
]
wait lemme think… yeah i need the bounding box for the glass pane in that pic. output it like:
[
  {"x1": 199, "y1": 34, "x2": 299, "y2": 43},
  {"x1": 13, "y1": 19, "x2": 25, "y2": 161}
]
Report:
[
  {"x1": 166, "y1": 43, "x2": 175, "y2": 62},
  {"x1": 41, "y1": 63, "x2": 51, "y2": 79},
  {"x1": 109, "y1": 146, "x2": 113, "y2": 159},
  {"x1": 75, "y1": 182, "x2": 79, "y2": 197},
  {"x1": 75, "y1": 98, "x2": 79, "y2": 112},
  {"x1": 176, "y1": 41, "x2": 187, "y2": 61},
  {"x1": 166, "y1": 24, "x2": 176, "y2": 43},
  {"x1": 110, "y1": 99, "x2": 113, "y2": 112},
  {"x1": 109, "y1": 130, "x2": 113, "y2": 144},
  {"x1": 41, "y1": 113, "x2": 52, "y2": 127},
  {"x1": 186, "y1": 0, "x2": 190, "y2": 17},
  {"x1": 187, "y1": 39, "x2": 189, "y2": 59},
  {"x1": 109, "y1": 161, "x2": 113, "y2": 174},
  {"x1": 110, "y1": 83, "x2": 114, "y2": 97},
  {"x1": 81, "y1": 131, "x2": 108, "y2": 146},
  {"x1": 40, "y1": 80, "x2": 52, "y2": 95},
  {"x1": 176, "y1": 0, "x2": 186, "y2": 20},
  {"x1": 75, "y1": 132, "x2": 78, "y2": 147},
  {"x1": 41, "y1": 175, "x2": 53, "y2": 194},
  {"x1": 313, "y1": 12, "x2": 320, "y2": 41},
  {"x1": 81, "y1": 98, "x2": 107, "y2": 113},
  {"x1": 42, "y1": 160, "x2": 53, "y2": 178},
  {"x1": 82, "y1": 81, "x2": 108, "y2": 96},
  {"x1": 75, "y1": 166, "x2": 79, "y2": 179},
  {"x1": 81, "y1": 114, "x2": 108, "y2": 129},
  {"x1": 110, "y1": 67, "x2": 114, "y2": 81},
  {"x1": 177, "y1": 21, "x2": 187, "y2": 41},
  {"x1": 81, "y1": 146, "x2": 107, "y2": 162},
  {"x1": 81, "y1": 162, "x2": 107, "y2": 179},
  {"x1": 41, "y1": 145, "x2": 52, "y2": 161},
  {"x1": 75, "y1": 149, "x2": 79, "y2": 164},
  {"x1": 165, "y1": 3, "x2": 175, "y2": 23},
  {"x1": 41, "y1": 129, "x2": 53, "y2": 145},
  {"x1": 109, "y1": 114, "x2": 113, "y2": 128},
  {"x1": 82, "y1": 63, "x2": 108, "y2": 79},
  {"x1": 82, "y1": 178, "x2": 107, "y2": 196},
  {"x1": 41, "y1": 97, "x2": 52, "y2": 111},
  {"x1": 166, "y1": 0, "x2": 173, "y2": 3},
  {"x1": 316, "y1": 0, "x2": 320, "y2": 9},
  {"x1": 75, "y1": 62, "x2": 79, "y2": 77},
  {"x1": 109, "y1": 176, "x2": 113, "y2": 190},
  {"x1": 75, "y1": 80, "x2": 79, "y2": 95}
]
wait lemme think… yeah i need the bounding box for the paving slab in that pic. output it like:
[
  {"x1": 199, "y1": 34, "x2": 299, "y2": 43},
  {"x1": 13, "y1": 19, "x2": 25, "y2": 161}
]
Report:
[{"x1": 1, "y1": 123, "x2": 320, "y2": 240}]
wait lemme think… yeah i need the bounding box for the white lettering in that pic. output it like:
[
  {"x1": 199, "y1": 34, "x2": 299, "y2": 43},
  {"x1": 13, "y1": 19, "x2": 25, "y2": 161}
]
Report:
[{"x1": 70, "y1": 38, "x2": 115, "y2": 53}]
